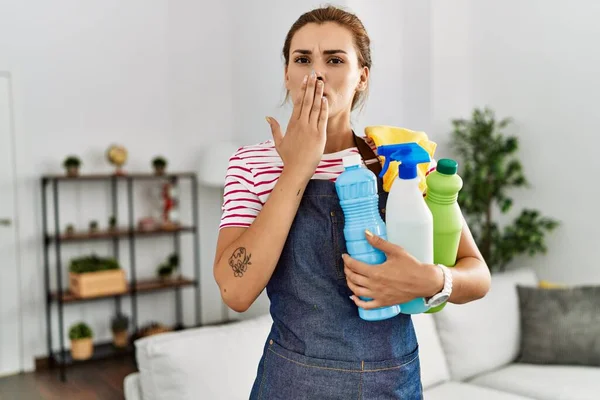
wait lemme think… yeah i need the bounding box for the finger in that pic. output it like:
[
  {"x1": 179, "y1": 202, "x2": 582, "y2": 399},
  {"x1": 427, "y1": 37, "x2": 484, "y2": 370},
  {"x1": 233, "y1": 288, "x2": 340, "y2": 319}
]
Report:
[
  {"x1": 291, "y1": 75, "x2": 308, "y2": 120},
  {"x1": 346, "y1": 279, "x2": 372, "y2": 298},
  {"x1": 344, "y1": 266, "x2": 370, "y2": 288},
  {"x1": 300, "y1": 71, "x2": 317, "y2": 120},
  {"x1": 350, "y1": 295, "x2": 381, "y2": 310},
  {"x1": 342, "y1": 254, "x2": 375, "y2": 278},
  {"x1": 318, "y1": 95, "x2": 329, "y2": 133},
  {"x1": 365, "y1": 230, "x2": 403, "y2": 256},
  {"x1": 266, "y1": 117, "x2": 283, "y2": 147},
  {"x1": 309, "y1": 80, "x2": 324, "y2": 125}
]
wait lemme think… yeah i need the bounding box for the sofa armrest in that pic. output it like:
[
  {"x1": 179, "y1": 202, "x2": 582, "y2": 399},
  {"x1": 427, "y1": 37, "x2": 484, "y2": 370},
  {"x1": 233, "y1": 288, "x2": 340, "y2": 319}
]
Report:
[
  {"x1": 134, "y1": 314, "x2": 272, "y2": 400},
  {"x1": 124, "y1": 372, "x2": 143, "y2": 400}
]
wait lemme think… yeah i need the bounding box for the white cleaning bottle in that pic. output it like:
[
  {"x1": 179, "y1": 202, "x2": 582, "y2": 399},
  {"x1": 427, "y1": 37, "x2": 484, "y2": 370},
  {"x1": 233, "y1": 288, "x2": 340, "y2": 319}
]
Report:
[{"x1": 377, "y1": 143, "x2": 433, "y2": 314}]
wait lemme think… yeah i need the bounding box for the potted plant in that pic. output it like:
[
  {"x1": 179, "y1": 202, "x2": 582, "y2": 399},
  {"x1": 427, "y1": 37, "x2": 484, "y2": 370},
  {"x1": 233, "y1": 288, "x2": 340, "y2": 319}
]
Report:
[
  {"x1": 152, "y1": 156, "x2": 167, "y2": 175},
  {"x1": 111, "y1": 313, "x2": 129, "y2": 348},
  {"x1": 89, "y1": 220, "x2": 99, "y2": 234},
  {"x1": 65, "y1": 224, "x2": 75, "y2": 236},
  {"x1": 108, "y1": 216, "x2": 117, "y2": 231},
  {"x1": 69, "y1": 254, "x2": 127, "y2": 298},
  {"x1": 450, "y1": 107, "x2": 559, "y2": 272},
  {"x1": 63, "y1": 156, "x2": 82, "y2": 177},
  {"x1": 69, "y1": 322, "x2": 93, "y2": 360},
  {"x1": 156, "y1": 253, "x2": 179, "y2": 281}
]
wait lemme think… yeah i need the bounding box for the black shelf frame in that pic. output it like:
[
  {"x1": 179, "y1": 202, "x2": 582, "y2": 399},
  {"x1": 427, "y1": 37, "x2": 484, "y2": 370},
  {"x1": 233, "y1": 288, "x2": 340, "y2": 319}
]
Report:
[{"x1": 41, "y1": 172, "x2": 202, "y2": 381}]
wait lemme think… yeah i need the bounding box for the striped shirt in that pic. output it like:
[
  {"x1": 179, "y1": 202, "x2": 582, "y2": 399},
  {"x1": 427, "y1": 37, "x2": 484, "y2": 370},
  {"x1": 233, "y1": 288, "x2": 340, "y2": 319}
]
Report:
[{"x1": 219, "y1": 139, "x2": 435, "y2": 229}]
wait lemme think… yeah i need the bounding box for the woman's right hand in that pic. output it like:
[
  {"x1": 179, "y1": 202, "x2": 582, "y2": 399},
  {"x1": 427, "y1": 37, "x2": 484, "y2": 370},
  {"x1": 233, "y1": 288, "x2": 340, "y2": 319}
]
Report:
[{"x1": 266, "y1": 71, "x2": 329, "y2": 181}]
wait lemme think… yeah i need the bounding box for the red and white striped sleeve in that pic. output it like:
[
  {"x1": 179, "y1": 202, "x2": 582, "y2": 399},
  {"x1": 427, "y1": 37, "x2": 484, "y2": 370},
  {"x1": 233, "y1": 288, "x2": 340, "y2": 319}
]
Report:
[
  {"x1": 219, "y1": 151, "x2": 262, "y2": 230},
  {"x1": 426, "y1": 158, "x2": 437, "y2": 176}
]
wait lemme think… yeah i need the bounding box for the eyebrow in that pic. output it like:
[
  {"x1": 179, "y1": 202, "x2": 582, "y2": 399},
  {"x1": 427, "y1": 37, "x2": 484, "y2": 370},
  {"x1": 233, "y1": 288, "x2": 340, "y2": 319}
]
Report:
[{"x1": 292, "y1": 49, "x2": 348, "y2": 55}]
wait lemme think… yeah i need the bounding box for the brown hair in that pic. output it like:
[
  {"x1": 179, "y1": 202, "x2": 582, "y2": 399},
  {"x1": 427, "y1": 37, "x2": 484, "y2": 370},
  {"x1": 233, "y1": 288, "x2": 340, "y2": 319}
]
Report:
[{"x1": 282, "y1": 5, "x2": 371, "y2": 111}]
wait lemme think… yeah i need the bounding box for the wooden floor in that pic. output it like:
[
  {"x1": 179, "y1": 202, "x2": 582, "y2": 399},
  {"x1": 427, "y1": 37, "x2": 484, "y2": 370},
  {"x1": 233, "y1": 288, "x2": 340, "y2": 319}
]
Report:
[{"x1": 0, "y1": 358, "x2": 137, "y2": 400}]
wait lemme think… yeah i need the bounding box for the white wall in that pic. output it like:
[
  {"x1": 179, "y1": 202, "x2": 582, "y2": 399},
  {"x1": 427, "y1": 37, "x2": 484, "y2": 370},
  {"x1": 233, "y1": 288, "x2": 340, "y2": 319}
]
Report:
[
  {"x1": 168, "y1": 0, "x2": 234, "y2": 324},
  {"x1": 0, "y1": 0, "x2": 234, "y2": 373},
  {"x1": 433, "y1": 0, "x2": 600, "y2": 284}
]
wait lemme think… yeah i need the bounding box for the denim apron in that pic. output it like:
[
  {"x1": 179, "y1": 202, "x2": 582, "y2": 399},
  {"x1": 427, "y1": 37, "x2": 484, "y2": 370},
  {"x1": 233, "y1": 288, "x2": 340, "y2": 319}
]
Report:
[{"x1": 249, "y1": 136, "x2": 423, "y2": 400}]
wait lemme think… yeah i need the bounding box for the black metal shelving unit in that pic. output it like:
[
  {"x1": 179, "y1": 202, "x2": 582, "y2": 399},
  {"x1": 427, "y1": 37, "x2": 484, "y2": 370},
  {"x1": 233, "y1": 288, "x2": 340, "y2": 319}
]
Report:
[{"x1": 41, "y1": 172, "x2": 202, "y2": 382}]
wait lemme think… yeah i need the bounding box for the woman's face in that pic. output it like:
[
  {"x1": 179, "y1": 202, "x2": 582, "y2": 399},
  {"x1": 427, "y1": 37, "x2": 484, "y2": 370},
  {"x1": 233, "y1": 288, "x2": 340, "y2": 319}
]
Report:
[{"x1": 285, "y1": 22, "x2": 368, "y2": 117}]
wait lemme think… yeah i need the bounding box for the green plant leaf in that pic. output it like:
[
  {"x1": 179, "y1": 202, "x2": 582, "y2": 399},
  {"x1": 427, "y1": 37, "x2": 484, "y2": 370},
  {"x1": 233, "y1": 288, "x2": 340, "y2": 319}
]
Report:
[{"x1": 451, "y1": 107, "x2": 559, "y2": 272}]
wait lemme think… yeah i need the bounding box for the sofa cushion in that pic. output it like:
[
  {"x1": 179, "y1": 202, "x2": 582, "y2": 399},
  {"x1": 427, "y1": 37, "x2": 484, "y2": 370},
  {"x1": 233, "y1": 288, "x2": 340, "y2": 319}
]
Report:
[
  {"x1": 517, "y1": 285, "x2": 600, "y2": 366},
  {"x1": 411, "y1": 313, "x2": 450, "y2": 389},
  {"x1": 432, "y1": 268, "x2": 537, "y2": 381},
  {"x1": 135, "y1": 314, "x2": 272, "y2": 400},
  {"x1": 470, "y1": 363, "x2": 600, "y2": 400},
  {"x1": 424, "y1": 381, "x2": 534, "y2": 400}
]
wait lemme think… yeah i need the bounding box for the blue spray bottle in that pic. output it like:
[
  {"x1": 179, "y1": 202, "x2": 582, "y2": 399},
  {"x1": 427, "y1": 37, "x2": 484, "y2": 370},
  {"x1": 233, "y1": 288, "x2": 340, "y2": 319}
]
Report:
[
  {"x1": 377, "y1": 143, "x2": 434, "y2": 314},
  {"x1": 335, "y1": 154, "x2": 401, "y2": 321}
]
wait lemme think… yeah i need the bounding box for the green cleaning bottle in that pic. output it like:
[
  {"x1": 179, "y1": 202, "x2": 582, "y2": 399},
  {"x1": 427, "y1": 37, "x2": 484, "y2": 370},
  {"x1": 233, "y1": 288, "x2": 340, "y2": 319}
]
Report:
[{"x1": 424, "y1": 159, "x2": 463, "y2": 313}]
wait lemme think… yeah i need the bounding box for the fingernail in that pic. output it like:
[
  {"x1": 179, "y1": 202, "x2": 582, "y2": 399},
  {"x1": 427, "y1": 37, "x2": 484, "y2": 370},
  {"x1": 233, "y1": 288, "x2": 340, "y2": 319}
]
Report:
[
  {"x1": 365, "y1": 229, "x2": 374, "y2": 238},
  {"x1": 265, "y1": 116, "x2": 271, "y2": 124},
  {"x1": 303, "y1": 75, "x2": 308, "y2": 84}
]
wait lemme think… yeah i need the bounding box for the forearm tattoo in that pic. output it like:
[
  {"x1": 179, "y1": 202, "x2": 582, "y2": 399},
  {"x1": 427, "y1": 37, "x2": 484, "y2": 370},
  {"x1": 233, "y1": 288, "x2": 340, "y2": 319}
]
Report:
[{"x1": 229, "y1": 247, "x2": 252, "y2": 277}]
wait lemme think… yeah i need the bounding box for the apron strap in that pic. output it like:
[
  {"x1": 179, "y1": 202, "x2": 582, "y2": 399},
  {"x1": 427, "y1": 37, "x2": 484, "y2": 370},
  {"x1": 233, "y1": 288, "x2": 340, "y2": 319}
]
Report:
[{"x1": 353, "y1": 133, "x2": 382, "y2": 176}]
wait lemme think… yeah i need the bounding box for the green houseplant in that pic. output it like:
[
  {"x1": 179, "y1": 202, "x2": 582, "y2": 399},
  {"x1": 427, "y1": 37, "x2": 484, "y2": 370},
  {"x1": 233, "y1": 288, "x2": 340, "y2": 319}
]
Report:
[
  {"x1": 68, "y1": 322, "x2": 93, "y2": 360},
  {"x1": 111, "y1": 313, "x2": 129, "y2": 348},
  {"x1": 89, "y1": 220, "x2": 99, "y2": 233},
  {"x1": 63, "y1": 156, "x2": 82, "y2": 177},
  {"x1": 152, "y1": 156, "x2": 168, "y2": 175},
  {"x1": 450, "y1": 107, "x2": 559, "y2": 272},
  {"x1": 156, "y1": 253, "x2": 179, "y2": 281},
  {"x1": 108, "y1": 216, "x2": 117, "y2": 231}
]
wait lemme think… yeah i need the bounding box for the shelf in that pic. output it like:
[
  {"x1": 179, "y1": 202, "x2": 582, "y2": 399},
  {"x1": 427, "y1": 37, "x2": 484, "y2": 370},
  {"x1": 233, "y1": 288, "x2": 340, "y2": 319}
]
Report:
[
  {"x1": 52, "y1": 341, "x2": 134, "y2": 367},
  {"x1": 50, "y1": 276, "x2": 197, "y2": 303},
  {"x1": 47, "y1": 225, "x2": 195, "y2": 243},
  {"x1": 42, "y1": 172, "x2": 196, "y2": 182}
]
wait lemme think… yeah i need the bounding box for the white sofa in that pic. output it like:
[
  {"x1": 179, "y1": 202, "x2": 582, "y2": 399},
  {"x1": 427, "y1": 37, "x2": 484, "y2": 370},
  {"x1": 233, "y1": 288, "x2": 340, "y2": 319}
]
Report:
[{"x1": 124, "y1": 268, "x2": 600, "y2": 399}]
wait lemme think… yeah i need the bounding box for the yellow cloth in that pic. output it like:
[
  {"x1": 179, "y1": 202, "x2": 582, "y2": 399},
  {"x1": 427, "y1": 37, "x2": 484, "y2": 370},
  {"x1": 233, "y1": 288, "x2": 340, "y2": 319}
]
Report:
[
  {"x1": 538, "y1": 280, "x2": 568, "y2": 289},
  {"x1": 364, "y1": 125, "x2": 437, "y2": 193}
]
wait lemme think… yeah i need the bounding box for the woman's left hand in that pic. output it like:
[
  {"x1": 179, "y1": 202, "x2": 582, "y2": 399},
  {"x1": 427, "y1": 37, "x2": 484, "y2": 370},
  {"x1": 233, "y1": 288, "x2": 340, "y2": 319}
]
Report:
[{"x1": 342, "y1": 230, "x2": 444, "y2": 310}]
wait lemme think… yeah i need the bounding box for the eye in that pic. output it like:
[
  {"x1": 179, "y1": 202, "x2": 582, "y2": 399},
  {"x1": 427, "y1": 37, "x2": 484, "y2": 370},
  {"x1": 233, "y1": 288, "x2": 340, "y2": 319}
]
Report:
[
  {"x1": 328, "y1": 57, "x2": 344, "y2": 64},
  {"x1": 294, "y1": 56, "x2": 310, "y2": 64}
]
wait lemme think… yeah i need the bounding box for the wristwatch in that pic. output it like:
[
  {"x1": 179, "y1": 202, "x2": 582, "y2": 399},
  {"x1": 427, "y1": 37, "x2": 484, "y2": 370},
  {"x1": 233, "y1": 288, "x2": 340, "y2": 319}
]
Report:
[{"x1": 425, "y1": 264, "x2": 453, "y2": 308}]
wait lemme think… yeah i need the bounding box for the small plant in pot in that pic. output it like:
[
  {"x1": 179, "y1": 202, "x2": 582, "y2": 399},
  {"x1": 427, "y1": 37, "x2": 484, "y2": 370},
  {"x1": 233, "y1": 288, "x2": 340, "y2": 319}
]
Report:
[
  {"x1": 157, "y1": 263, "x2": 175, "y2": 282},
  {"x1": 111, "y1": 313, "x2": 129, "y2": 348},
  {"x1": 89, "y1": 220, "x2": 99, "y2": 234},
  {"x1": 63, "y1": 156, "x2": 82, "y2": 177},
  {"x1": 69, "y1": 322, "x2": 94, "y2": 360},
  {"x1": 152, "y1": 156, "x2": 167, "y2": 175},
  {"x1": 65, "y1": 223, "x2": 75, "y2": 236},
  {"x1": 108, "y1": 216, "x2": 117, "y2": 231},
  {"x1": 156, "y1": 253, "x2": 179, "y2": 281}
]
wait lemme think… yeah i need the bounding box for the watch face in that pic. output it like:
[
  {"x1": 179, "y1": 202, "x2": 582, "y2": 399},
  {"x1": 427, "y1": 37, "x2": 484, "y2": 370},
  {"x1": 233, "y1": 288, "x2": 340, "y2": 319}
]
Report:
[{"x1": 429, "y1": 294, "x2": 449, "y2": 308}]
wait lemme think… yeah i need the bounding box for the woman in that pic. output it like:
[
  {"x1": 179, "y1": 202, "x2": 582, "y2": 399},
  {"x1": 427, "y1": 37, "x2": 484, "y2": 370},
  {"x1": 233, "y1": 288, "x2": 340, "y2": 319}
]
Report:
[{"x1": 213, "y1": 6, "x2": 491, "y2": 399}]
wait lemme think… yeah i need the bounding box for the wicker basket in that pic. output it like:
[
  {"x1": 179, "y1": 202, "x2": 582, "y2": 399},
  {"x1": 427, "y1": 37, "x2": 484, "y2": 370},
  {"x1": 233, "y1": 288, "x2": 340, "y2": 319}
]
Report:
[{"x1": 69, "y1": 269, "x2": 127, "y2": 298}]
